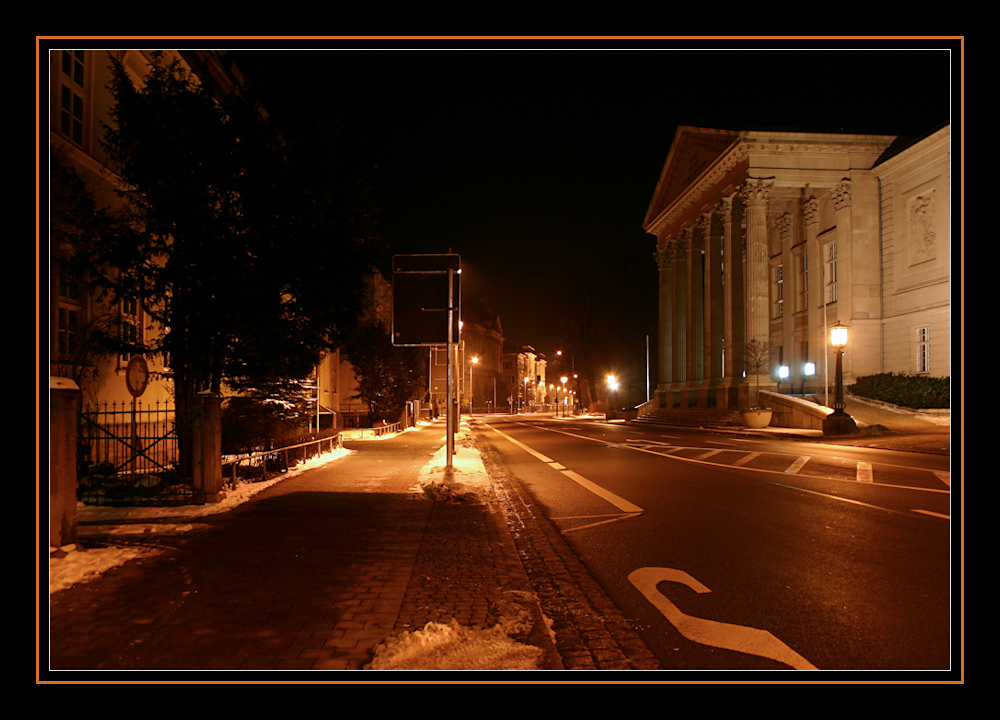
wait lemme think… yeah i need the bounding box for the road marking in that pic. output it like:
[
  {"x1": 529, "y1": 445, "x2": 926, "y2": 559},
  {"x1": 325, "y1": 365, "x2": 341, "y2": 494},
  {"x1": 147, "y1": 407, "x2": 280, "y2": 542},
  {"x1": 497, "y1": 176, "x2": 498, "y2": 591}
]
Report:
[
  {"x1": 912, "y1": 509, "x2": 950, "y2": 519},
  {"x1": 857, "y1": 461, "x2": 874, "y2": 483},
  {"x1": 487, "y1": 424, "x2": 643, "y2": 514},
  {"x1": 628, "y1": 567, "x2": 817, "y2": 670},
  {"x1": 785, "y1": 456, "x2": 810, "y2": 474},
  {"x1": 933, "y1": 471, "x2": 950, "y2": 487},
  {"x1": 695, "y1": 449, "x2": 724, "y2": 460},
  {"x1": 733, "y1": 452, "x2": 761, "y2": 466}
]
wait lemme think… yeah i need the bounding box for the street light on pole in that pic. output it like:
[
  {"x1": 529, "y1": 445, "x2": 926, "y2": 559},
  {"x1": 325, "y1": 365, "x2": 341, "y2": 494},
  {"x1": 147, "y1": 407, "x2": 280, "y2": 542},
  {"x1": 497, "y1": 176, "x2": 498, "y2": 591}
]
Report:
[
  {"x1": 823, "y1": 322, "x2": 858, "y2": 435},
  {"x1": 607, "y1": 374, "x2": 618, "y2": 418},
  {"x1": 470, "y1": 356, "x2": 478, "y2": 416},
  {"x1": 560, "y1": 376, "x2": 568, "y2": 418}
]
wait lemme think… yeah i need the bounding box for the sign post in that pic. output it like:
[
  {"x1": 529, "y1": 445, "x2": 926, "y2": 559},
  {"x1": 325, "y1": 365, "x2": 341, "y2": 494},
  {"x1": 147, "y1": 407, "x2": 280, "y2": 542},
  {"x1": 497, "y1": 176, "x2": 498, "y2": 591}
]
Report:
[{"x1": 392, "y1": 254, "x2": 461, "y2": 468}]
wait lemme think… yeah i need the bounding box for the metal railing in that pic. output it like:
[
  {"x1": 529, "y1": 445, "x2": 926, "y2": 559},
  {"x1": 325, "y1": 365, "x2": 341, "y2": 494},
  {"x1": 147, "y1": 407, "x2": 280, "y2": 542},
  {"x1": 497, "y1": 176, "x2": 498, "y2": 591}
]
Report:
[
  {"x1": 223, "y1": 432, "x2": 343, "y2": 486},
  {"x1": 339, "y1": 420, "x2": 403, "y2": 439}
]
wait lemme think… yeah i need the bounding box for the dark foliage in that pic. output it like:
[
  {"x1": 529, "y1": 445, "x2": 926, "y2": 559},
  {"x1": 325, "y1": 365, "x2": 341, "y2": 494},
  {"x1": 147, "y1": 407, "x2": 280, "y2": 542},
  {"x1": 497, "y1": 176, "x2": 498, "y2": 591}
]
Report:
[{"x1": 849, "y1": 373, "x2": 950, "y2": 409}]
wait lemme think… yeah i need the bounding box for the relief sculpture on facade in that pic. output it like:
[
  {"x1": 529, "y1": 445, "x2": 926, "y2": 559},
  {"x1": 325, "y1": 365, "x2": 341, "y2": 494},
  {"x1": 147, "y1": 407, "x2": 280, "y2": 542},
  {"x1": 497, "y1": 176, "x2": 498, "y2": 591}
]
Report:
[{"x1": 908, "y1": 190, "x2": 936, "y2": 264}]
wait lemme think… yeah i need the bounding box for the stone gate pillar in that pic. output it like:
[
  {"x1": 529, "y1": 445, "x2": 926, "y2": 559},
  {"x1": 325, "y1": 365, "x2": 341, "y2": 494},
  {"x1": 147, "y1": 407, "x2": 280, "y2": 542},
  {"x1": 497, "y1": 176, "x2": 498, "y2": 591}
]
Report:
[
  {"x1": 194, "y1": 391, "x2": 223, "y2": 503},
  {"x1": 50, "y1": 377, "x2": 80, "y2": 548}
]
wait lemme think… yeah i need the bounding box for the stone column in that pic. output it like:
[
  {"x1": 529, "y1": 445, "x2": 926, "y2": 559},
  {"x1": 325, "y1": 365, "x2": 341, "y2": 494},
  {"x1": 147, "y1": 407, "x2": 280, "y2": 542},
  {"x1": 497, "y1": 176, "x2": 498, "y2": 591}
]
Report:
[
  {"x1": 717, "y1": 195, "x2": 744, "y2": 408},
  {"x1": 685, "y1": 225, "x2": 704, "y2": 407},
  {"x1": 655, "y1": 242, "x2": 673, "y2": 408},
  {"x1": 741, "y1": 177, "x2": 774, "y2": 407},
  {"x1": 671, "y1": 234, "x2": 688, "y2": 403},
  {"x1": 701, "y1": 212, "x2": 723, "y2": 405}
]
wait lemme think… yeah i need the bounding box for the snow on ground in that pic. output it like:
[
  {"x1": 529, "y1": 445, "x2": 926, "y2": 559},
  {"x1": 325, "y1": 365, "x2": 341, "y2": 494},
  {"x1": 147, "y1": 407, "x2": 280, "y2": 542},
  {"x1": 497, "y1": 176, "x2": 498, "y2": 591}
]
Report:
[{"x1": 47, "y1": 418, "x2": 548, "y2": 671}]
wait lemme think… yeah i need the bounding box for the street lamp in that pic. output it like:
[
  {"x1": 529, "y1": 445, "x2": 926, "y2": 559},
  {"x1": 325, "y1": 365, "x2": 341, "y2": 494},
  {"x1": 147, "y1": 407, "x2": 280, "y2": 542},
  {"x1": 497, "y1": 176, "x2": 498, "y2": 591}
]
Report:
[
  {"x1": 823, "y1": 322, "x2": 858, "y2": 435},
  {"x1": 607, "y1": 374, "x2": 618, "y2": 417},
  {"x1": 560, "y1": 376, "x2": 568, "y2": 418},
  {"x1": 470, "y1": 356, "x2": 478, "y2": 416}
]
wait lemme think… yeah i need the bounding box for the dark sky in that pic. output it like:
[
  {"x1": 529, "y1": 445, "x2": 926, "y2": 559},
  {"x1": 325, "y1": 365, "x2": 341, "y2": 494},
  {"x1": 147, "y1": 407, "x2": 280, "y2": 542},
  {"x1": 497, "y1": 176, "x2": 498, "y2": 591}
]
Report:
[{"x1": 225, "y1": 41, "x2": 957, "y2": 401}]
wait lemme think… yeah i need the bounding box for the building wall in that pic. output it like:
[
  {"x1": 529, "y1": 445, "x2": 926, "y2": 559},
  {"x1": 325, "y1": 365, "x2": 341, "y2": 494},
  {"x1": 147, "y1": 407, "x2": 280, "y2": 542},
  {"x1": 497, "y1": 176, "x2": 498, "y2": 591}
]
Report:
[
  {"x1": 874, "y1": 127, "x2": 952, "y2": 378},
  {"x1": 49, "y1": 50, "x2": 202, "y2": 409}
]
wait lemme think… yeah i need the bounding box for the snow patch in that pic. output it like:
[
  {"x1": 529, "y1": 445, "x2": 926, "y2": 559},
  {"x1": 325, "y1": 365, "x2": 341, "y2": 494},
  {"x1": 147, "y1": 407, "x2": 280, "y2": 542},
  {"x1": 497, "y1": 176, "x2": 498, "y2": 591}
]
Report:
[
  {"x1": 414, "y1": 421, "x2": 493, "y2": 503},
  {"x1": 366, "y1": 590, "x2": 545, "y2": 671}
]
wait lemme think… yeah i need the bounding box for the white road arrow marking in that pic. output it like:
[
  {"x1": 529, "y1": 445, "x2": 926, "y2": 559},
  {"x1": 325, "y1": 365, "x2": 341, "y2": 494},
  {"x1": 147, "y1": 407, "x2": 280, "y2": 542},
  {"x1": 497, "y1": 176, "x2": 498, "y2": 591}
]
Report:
[{"x1": 628, "y1": 566, "x2": 817, "y2": 670}]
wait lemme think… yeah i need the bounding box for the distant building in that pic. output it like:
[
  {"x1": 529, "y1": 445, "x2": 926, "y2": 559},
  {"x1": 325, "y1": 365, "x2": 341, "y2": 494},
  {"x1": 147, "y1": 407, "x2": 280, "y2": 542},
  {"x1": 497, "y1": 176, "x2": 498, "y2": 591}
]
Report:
[
  {"x1": 460, "y1": 298, "x2": 505, "y2": 412},
  {"x1": 643, "y1": 125, "x2": 952, "y2": 410},
  {"x1": 502, "y1": 345, "x2": 547, "y2": 412}
]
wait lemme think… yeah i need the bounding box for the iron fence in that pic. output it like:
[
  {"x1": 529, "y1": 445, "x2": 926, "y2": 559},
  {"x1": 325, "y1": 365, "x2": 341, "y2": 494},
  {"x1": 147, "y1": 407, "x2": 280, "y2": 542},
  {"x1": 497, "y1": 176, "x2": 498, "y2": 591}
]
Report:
[{"x1": 78, "y1": 400, "x2": 196, "y2": 506}]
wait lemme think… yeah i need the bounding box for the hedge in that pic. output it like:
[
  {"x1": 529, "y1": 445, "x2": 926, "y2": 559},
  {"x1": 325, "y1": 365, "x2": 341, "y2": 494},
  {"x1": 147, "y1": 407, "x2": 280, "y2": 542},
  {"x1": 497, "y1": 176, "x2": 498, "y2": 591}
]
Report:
[{"x1": 848, "y1": 373, "x2": 950, "y2": 410}]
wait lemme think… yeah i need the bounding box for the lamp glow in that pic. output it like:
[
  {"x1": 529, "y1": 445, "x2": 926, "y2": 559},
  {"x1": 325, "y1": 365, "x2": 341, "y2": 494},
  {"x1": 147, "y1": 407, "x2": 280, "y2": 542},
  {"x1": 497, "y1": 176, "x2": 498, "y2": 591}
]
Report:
[{"x1": 830, "y1": 323, "x2": 849, "y2": 349}]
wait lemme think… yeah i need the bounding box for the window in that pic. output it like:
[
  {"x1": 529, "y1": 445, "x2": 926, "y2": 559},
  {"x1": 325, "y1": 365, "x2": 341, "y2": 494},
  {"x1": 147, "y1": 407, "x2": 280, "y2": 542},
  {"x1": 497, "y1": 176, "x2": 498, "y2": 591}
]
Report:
[
  {"x1": 916, "y1": 327, "x2": 930, "y2": 374},
  {"x1": 773, "y1": 264, "x2": 784, "y2": 318},
  {"x1": 120, "y1": 297, "x2": 141, "y2": 363},
  {"x1": 59, "y1": 51, "x2": 86, "y2": 146},
  {"x1": 824, "y1": 242, "x2": 838, "y2": 304},
  {"x1": 796, "y1": 251, "x2": 808, "y2": 312},
  {"x1": 55, "y1": 274, "x2": 82, "y2": 357}
]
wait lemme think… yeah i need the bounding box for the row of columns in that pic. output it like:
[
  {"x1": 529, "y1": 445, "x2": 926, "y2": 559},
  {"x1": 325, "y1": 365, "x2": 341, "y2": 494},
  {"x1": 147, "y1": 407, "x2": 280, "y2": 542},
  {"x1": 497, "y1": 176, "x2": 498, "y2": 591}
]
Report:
[
  {"x1": 655, "y1": 176, "x2": 856, "y2": 411},
  {"x1": 654, "y1": 178, "x2": 774, "y2": 410}
]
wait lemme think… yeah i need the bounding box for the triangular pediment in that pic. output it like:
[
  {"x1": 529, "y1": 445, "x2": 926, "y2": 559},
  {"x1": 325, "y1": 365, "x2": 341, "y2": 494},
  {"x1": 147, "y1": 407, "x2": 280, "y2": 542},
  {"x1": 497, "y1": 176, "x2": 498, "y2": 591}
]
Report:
[{"x1": 644, "y1": 127, "x2": 740, "y2": 230}]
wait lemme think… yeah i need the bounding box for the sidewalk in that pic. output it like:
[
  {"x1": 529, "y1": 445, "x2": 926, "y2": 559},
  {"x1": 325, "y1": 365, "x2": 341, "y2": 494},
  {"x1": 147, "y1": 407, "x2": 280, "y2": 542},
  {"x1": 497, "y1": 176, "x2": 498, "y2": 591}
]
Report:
[
  {"x1": 738, "y1": 394, "x2": 953, "y2": 456},
  {"x1": 45, "y1": 419, "x2": 656, "y2": 676}
]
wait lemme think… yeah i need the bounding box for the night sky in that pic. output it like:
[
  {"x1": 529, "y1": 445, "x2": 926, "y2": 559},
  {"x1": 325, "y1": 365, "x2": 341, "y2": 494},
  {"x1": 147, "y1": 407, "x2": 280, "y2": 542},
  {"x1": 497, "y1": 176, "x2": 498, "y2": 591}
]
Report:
[{"x1": 226, "y1": 40, "x2": 957, "y2": 402}]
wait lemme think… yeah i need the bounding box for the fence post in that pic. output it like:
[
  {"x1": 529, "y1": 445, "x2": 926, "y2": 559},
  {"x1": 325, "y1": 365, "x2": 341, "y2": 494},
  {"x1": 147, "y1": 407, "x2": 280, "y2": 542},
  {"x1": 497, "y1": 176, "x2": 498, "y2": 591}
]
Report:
[
  {"x1": 195, "y1": 391, "x2": 224, "y2": 503},
  {"x1": 50, "y1": 377, "x2": 80, "y2": 547}
]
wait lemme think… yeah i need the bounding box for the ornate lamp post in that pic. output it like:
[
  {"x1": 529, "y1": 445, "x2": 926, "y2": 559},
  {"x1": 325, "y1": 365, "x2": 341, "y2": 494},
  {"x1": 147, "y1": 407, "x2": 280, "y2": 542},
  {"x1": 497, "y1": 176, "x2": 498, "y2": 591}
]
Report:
[{"x1": 823, "y1": 322, "x2": 858, "y2": 435}]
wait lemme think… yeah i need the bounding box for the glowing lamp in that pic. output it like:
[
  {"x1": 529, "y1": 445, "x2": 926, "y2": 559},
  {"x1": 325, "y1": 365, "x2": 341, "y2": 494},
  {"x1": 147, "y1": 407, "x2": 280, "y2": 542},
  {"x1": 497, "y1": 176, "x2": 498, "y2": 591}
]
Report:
[{"x1": 830, "y1": 323, "x2": 849, "y2": 349}]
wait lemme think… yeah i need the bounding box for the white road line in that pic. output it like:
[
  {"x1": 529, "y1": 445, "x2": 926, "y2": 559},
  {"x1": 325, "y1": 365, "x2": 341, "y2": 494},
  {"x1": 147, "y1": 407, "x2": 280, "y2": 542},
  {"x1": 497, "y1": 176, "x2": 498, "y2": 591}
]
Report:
[
  {"x1": 912, "y1": 509, "x2": 950, "y2": 520},
  {"x1": 488, "y1": 424, "x2": 643, "y2": 514},
  {"x1": 933, "y1": 471, "x2": 950, "y2": 487},
  {"x1": 785, "y1": 456, "x2": 810, "y2": 474},
  {"x1": 733, "y1": 452, "x2": 761, "y2": 466},
  {"x1": 857, "y1": 461, "x2": 874, "y2": 483},
  {"x1": 695, "y1": 449, "x2": 724, "y2": 461}
]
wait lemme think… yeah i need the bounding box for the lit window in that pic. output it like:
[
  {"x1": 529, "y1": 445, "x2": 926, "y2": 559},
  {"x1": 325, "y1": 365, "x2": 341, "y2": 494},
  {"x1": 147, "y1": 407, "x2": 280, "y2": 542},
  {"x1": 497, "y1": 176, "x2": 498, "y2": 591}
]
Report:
[
  {"x1": 824, "y1": 242, "x2": 838, "y2": 304},
  {"x1": 59, "y1": 51, "x2": 86, "y2": 146},
  {"x1": 917, "y1": 327, "x2": 930, "y2": 374},
  {"x1": 774, "y1": 264, "x2": 784, "y2": 318}
]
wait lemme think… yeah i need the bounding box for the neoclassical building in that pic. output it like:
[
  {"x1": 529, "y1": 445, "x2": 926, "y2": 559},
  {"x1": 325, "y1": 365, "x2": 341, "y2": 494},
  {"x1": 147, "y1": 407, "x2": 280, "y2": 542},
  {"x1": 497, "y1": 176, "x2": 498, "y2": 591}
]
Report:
[{"x1": 643, "y1": 125, "x2": 952, "y2": 411}]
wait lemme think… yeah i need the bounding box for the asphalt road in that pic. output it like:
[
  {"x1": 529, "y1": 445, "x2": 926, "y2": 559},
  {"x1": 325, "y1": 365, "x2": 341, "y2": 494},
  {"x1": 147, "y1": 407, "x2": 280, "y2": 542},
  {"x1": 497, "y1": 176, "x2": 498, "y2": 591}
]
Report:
[{"x1": 475, "y1": 414, "x2": 954, "y2": 675}]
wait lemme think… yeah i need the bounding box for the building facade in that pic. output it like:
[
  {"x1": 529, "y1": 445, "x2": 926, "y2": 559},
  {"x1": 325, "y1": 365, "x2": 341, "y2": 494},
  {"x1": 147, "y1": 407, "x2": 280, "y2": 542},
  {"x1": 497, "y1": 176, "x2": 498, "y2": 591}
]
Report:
[
  {"x1": 643, "y1": 125, "x2": 952, "y2": 411},
  {"x1": 49, "y1": 49, "x2": 244, "y2": 409},
  {"x1": 502, "y1": 345, "x2": 547, "y2": 412}
]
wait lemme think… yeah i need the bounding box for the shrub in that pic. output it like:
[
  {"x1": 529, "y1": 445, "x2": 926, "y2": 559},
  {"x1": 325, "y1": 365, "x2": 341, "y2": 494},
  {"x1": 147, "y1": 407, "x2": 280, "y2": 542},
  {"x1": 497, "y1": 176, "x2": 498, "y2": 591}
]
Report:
[{"x1": 848, "y1": 373, "x2": 950, "y2": 409}]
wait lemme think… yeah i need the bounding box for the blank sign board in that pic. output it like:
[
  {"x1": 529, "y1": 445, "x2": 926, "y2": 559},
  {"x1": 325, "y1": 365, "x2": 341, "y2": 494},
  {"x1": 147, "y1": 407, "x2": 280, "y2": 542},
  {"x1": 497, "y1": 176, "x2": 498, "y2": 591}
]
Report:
[{"x1": 391, "y1": 254, "x2": 461, "y2": 347}]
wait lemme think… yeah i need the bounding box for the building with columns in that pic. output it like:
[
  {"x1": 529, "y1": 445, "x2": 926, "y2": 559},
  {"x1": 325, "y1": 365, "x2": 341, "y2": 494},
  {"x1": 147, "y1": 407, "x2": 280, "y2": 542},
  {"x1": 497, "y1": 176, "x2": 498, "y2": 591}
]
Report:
[{"x1": 643, "y1": 125, "x2": 952, "y2": 412}]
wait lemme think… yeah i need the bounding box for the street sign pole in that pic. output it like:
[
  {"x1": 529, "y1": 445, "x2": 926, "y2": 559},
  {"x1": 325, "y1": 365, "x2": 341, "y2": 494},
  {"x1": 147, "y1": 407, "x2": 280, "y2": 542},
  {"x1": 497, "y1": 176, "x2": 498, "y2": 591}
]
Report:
[
  {"x1": 390, "y1": 253, "x2": 461, "y2": 469},
  {"x1": 446, "y1": 266, "x2": 455, "y2": 469}
]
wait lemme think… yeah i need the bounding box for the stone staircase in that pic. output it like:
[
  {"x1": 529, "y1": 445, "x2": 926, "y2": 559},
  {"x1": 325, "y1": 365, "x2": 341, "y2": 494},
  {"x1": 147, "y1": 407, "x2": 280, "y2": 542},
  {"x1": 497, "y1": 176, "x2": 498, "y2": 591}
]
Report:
[{"x1": 629, "y1": 407, "x2": 745, "y2": 429}]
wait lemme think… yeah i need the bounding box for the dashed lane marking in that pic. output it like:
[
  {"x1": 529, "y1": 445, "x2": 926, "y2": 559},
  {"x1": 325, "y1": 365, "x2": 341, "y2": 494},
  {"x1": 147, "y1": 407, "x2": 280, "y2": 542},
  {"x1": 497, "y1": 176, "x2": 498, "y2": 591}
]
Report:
[
  {"x1": 487, "y1": 424, "x2": 644, "y2": 515},
  {"x1": 785, "y1": 456, "x2": 810, "y2": 474},
  {"x1": 732, "y1": 452, "x2": 761, "y2": 467}
]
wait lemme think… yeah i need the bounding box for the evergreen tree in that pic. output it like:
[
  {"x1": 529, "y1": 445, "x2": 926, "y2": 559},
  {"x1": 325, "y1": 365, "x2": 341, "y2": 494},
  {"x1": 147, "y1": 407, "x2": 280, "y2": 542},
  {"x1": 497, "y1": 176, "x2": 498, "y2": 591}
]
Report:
[
  {"x1": 94, "y1": 52, "x2": 370, "y2": 473},
  {"x1": 342, "y1": 319, "x2": 424, "y2": 424}
]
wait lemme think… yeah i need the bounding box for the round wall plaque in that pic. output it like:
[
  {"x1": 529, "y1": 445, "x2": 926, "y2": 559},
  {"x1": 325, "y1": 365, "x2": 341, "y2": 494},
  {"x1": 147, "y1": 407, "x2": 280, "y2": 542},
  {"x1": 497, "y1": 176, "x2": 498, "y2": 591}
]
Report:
[{"x1": 125, "y1": 355, "x2": 149, "y2": 398}]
